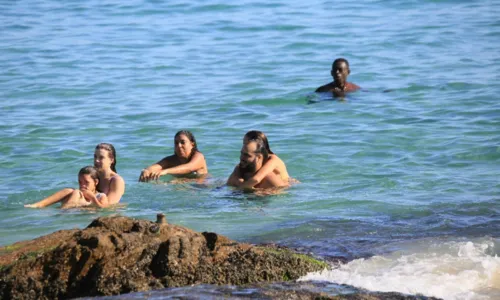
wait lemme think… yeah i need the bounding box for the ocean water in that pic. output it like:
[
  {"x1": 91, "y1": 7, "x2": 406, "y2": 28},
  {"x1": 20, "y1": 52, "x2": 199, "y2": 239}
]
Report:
[{"x1": 1, "y1": 0, "x2": 499, "y2": 299}]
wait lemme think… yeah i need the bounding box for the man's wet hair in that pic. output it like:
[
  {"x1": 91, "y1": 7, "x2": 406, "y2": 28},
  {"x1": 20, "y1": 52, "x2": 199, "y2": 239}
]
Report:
[
  {"x1": 244, "y1": 130, "x2": 274, "y2": 155},
  {"x1": 248, "y1": 137, "x2": 269, "y2": 161}
]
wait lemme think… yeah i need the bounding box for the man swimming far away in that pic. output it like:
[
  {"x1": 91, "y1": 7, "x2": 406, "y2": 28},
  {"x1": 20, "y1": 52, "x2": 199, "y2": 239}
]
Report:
[
  {"x1": 315, "y1": 58, "x2": 360, "y2": 97},
  {"x1": 227, "y1": 138, "x2": 288, "y2": 189}
]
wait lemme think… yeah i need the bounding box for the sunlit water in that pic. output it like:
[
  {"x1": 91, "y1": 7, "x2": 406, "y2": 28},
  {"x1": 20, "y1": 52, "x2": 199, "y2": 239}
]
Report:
[{"x1": 1, "y1": 0, "x2": 499, "y2": 299}]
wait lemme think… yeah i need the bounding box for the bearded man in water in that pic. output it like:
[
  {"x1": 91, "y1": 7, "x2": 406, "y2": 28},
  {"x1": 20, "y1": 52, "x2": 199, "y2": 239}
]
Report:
[{"x1": 227, "y1": 138, "x2": 287, "y2": 189}]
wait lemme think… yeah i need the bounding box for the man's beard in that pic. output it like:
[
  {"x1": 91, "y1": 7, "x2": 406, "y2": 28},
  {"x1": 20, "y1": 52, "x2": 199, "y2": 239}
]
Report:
[{"x1": 239, "y1": 161, "x2": 257, "y2": 175}]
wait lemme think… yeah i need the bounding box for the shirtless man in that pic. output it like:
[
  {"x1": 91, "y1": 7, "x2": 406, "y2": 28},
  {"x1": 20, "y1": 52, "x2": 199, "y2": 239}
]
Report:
[
  {"x1": 315, "y1": 58, "x2": 360, "y2": 97},
  {"x1": 227, "y1": 138, "x2": 288, "y2": 189}
]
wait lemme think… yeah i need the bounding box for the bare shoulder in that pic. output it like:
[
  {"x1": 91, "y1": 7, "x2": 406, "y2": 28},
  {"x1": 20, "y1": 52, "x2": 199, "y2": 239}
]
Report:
[
  {"x1": 110, "y1": 173, "x2": 126, "y2": 187},
  {"x1": 270, "y1": 154, "x2": 287, "y2": 169},
  {"x1": 190, "y1": 151, "x2": 208, "y2": 174},
  {"x1": 315, "y1": 82, "x2": 333, "y2": 93},
  {"x1": 113, "y1": 173, "x2": 125, "y2": 182},
  {"x1": 192, "y1": 151, "x2": 206, "y2": 161},
  {"x1": 347, "y1": 82, "x2": 361, "y2": 91},
  {"x1": 269, "y1": 154, "x2": 283, "y2": 163},
  {"x1": 270, "y1": 154, "x2": 289, "y2": 180}
]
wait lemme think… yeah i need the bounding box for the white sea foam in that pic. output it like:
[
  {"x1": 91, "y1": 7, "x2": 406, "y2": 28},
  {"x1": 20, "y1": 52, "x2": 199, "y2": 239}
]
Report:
[{"x1": 299, "y1": 237, "x2": 500, "y2": 300}]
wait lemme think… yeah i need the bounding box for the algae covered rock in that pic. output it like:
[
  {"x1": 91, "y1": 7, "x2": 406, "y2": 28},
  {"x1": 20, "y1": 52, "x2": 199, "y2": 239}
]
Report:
[{"x1": 0, "y1": 215, "x2": 328, "y2": 299}]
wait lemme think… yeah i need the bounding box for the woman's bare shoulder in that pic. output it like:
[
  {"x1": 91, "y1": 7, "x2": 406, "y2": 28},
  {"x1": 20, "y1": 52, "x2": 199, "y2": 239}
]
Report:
[
  {"x1": 110, "y1": 173, "x2": 125, "y2": 185},
  {"x1": 192, "y1": 151, "x2": 206, "y2": 160}
]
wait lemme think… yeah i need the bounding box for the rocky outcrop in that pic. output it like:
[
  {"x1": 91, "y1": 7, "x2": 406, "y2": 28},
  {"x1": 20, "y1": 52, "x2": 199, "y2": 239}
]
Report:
[{"x1": 0, "y1": 215, "x2": 328, "y2": 299}]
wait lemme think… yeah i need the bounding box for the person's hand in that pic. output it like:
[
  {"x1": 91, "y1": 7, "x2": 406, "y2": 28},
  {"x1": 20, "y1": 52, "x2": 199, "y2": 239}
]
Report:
[
  {"x1": 149, "y1": 169, "x2": 166, "y2": 181},
  {"x1": 139, "y1": 169, "x2": 151, "y2": 182},
  {"x1": 80, "y1": 189, "x2": 94, "y2": 202}
]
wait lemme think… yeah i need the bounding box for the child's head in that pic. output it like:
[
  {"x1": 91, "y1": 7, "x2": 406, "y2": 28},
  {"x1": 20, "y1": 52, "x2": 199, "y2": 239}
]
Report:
[
  {"x1": 78, "y1": 166, "x2": 100, "y2": 192},
  {"x1": 243, "y1": 130, "x2": 274, "y2": 154}
]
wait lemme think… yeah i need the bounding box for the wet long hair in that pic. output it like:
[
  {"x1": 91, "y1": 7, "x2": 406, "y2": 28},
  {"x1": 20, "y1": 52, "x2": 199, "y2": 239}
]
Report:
[
  {"x1": 252, "y1": 137, "x2": 269, "y2": 161},
  {"x1": 244, "y1": 130, "x2": 274, "y2": 155},
  {"x1": 95, "y1": 143, "x2": 117, "y2": 172},
  {"x1": 175, "y1": 130, "x2": 199, "y2": 161},
  {"x1": 78, "y1": 166, "x2": 100, "y2": 189}
]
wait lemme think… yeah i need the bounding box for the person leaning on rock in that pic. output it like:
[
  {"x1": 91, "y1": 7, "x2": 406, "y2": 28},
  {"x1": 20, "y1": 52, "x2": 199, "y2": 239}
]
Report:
[{"x1": 315, "y1": 58, "x2": 360, "y2": 97}]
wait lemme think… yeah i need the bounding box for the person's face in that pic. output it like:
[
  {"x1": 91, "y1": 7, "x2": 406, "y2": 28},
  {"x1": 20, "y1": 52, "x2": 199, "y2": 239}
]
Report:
[
  {"x1": 78, "y1": 174, "x2": 97, "y2": 192},
  {"x1": 239, "y1": 141, "x2": 261, "y2": 173},
  {"x1": 331, "y1": 61, "x2": 350, "y2": 85},
  {"x1": 175, "y1": 134, "x2": 194, "y2": 159},
  {"x1": 94, "y1": 149, "x2": 113, "y2": 170}
]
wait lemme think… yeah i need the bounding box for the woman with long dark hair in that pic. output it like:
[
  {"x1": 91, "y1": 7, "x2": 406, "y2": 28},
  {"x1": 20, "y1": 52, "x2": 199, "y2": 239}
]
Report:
[
  {"x1": 139, "y1": 130, "x2": 208, "y2": 182},
  {"x1": 93, "y1": 143, "x2": 125, "y2": 206}
]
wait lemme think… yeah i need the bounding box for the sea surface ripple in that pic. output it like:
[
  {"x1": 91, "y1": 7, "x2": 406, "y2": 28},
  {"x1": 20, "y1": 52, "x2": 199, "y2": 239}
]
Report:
[{"x1": 1, "y1": 1, "x2": 499, "y2": 299}]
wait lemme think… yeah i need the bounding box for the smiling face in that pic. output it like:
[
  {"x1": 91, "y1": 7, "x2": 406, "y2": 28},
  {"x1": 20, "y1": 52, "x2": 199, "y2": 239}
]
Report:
[
  {"x1": 78, "y1": 174, "x2": 98, "y2": 192},
  {"x1": 94, "y1": 148, "x2": 114, "y2": 171},
  {"x1": 331, "y1": 60, "x2": 350, "y2": 87},
  {"x1": 174, "y1": 134, "x2": 195, "y2": 159}
]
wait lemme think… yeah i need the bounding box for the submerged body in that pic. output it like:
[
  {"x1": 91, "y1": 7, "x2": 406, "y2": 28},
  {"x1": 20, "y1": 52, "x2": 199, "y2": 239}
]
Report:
[
  {"x1": 315, "y1": 58, "x2": 360, "y2": 97},
  {"x1": 228, "y1": 130, "x2": 290, "y2": 190},
  {"x1": 139, "y1": 130, "x2": 208, "y2": 182},
  {"x1": 228, "y1": 138, "x2": 288, "y2": 190},
  {"x1": 25, "y1": 144, "x2": 125, "y2": 209}
]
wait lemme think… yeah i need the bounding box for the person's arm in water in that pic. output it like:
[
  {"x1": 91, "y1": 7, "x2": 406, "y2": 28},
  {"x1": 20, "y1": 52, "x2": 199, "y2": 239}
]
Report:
[
  {"x1": 139, "y1": 155, "x2": 175, "y2": 182},
  {"x1": 227, "y1": 165, "x2": 244, "y2": 187},
  {"x1": 81, "y1": 189, "x2": 108, "y2": 208},
  {"x1": 147, "y1": 152, "x2": 206, "y2": 181},
  {"x1": 24, "y1": 188, "x2": 75, "y2": 208},
  {"x1": 238, "y1": 156, "x2": 280, "y2": 189},
  {"x1": 256, "y1": 171, "x2": 288, "y2": 189}
]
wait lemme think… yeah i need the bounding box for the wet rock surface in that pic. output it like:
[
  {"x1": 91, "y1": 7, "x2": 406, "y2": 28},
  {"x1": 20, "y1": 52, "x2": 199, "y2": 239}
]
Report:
[
  {"x1": 84, "y1": 281, "x2": 442, "y2": 300},
  {"x1": 0, "y1": 216, "x2": 329, "y2": 299}
]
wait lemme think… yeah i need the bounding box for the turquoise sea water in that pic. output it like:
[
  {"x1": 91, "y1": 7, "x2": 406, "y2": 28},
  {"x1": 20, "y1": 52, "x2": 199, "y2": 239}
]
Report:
[{"x1": 1, "y1": 1, "x2": 499, "y2": 299}]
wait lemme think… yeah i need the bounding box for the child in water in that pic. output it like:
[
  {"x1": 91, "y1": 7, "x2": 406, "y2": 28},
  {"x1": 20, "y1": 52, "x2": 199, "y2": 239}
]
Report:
[
  {"x1": 25, "y1": 166, "x2": 107, "y2": 209},
  {"x1": 228, "y1": 130, "x2": 290, "y2": 189}
]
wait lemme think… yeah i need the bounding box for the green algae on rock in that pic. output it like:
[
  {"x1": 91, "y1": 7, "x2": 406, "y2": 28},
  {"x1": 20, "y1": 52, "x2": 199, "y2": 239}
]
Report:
[{"x1": 0, "y1": 215, "x2": 328, "y2": 299}]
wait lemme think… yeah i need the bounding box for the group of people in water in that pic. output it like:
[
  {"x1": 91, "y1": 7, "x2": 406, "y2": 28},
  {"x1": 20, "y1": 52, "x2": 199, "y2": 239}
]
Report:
[
  {"x1": 24, "y1": 58, "x2": 359, "y2": 209},
  {"x1": 25, "y1": 143, "x2": 125, "y2": 209}
]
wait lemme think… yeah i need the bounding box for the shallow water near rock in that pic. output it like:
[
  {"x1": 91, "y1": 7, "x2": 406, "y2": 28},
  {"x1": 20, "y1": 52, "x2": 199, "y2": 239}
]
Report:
[{"x1": 1, "y1": 0, "x2": 499, "y2": 299}]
